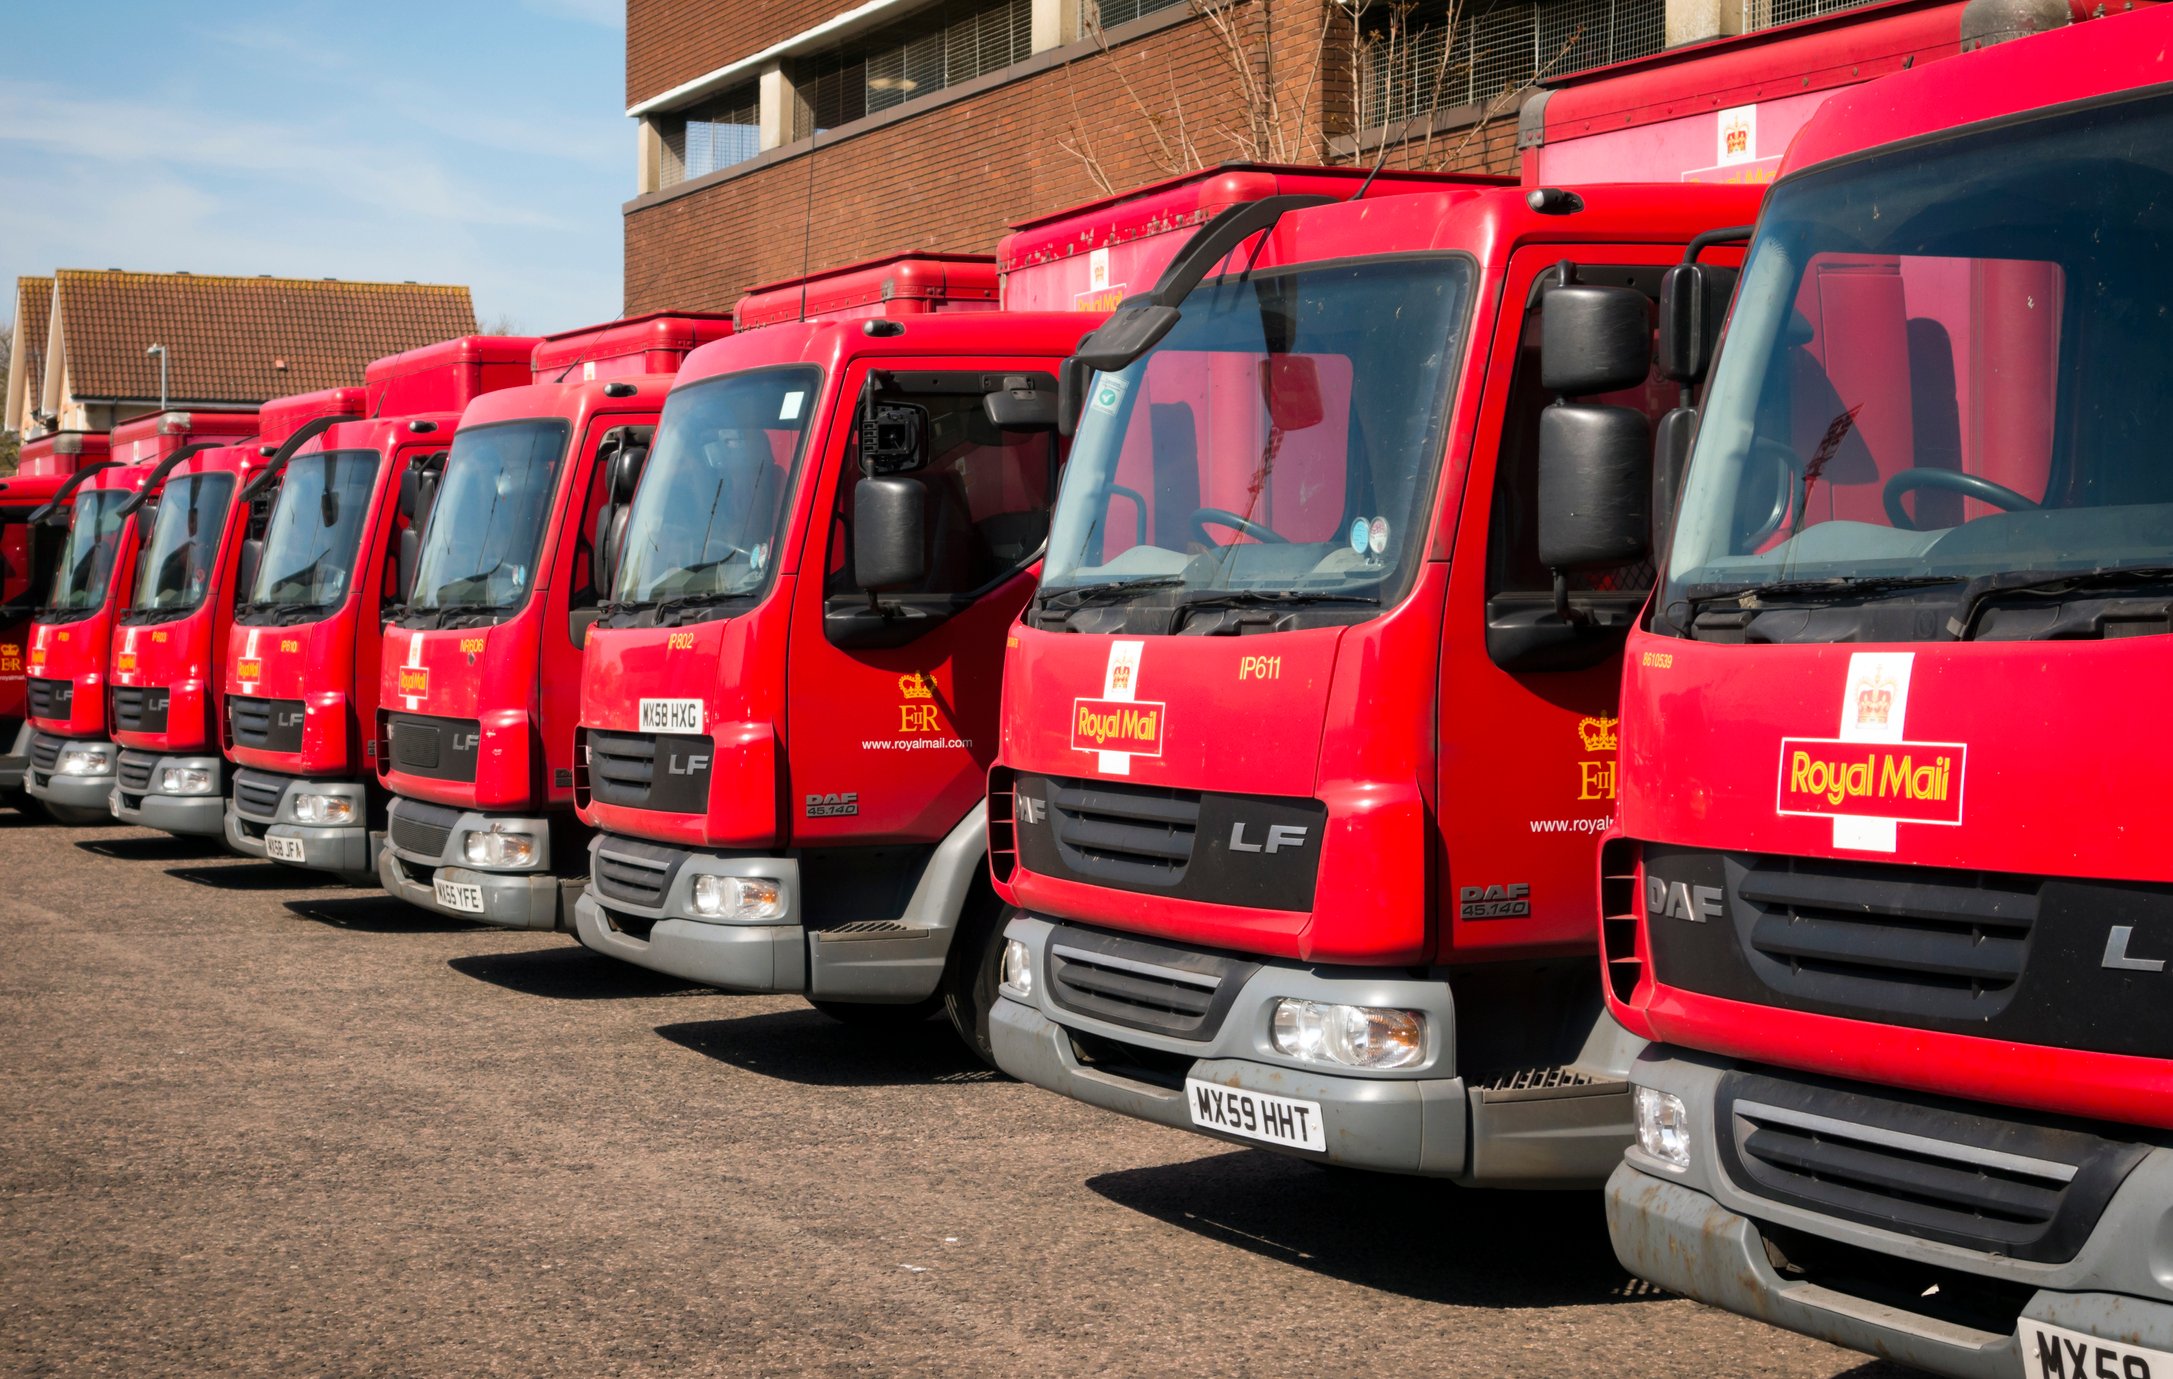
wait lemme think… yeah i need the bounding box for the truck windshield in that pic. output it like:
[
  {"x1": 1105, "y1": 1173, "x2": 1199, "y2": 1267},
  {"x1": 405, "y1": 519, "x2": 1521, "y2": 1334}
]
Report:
[
  {"x1": 247, "y1": 450, "x2": 381, "y2": 615},
  {"x1": 1663, "y1": 91, "x2": 2173, "y2": 643},
  {"x1": 611, "y1": 366, "x2": 819, "y2": 615},
  {"x1": 43, "y1": 489, "x2": 132, "y2": 617},
  {"x1": 131, "y1": 472, "x2": 237, "y2": 617},
  {"x1": 1039, "y1": 258, "x2": 1471, "y2": 626},
  {"x1": 406, "y1": 420, "x2": 570, "y2": 617}
]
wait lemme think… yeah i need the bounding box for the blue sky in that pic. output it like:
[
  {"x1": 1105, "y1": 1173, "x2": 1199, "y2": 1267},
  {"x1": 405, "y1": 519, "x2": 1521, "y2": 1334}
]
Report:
[{"x1": 0, "y1": 0, "x2": 627, "y2": 337}]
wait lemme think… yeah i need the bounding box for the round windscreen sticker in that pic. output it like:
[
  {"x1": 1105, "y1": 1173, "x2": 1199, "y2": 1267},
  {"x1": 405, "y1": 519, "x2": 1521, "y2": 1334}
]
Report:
[
  {"x1": 1349, "y1": 518, "x2": 1369, "y2": 555},
  {"x1": 1368, "y1": 517, "x2": 1389, "y2": 555}
]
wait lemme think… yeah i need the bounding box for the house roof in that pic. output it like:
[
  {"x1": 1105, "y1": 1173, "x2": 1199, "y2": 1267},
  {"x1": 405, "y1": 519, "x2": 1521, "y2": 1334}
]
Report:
[
  {"x1": 49, "y1": 270, "x2": 477, "y2": 406},
  {"x1": 16, "y1": 276, "x2": 52, "y2": 404}
]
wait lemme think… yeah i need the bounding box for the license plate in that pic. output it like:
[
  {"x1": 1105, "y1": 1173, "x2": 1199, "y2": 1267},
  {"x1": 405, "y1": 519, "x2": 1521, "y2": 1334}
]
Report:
[
  {"x1": 1184, "y1": 1078, "x2": 1326, "y2": 1152},
  {"x1": 433, "y1": 877, "x2": 485, "y2": 913},
  {"x1": 265, "y1": 835, "x2": 307, "y2": 863},
  {"x1": 2021, "y1": 1320, "x2": 2173, "y2": 1379},
  {"x1": 639, "y1": 698, "x2": 704, "y2": 733}
]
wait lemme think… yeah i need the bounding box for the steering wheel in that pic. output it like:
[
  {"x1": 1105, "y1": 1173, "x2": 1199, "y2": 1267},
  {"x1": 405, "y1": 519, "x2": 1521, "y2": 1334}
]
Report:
[
  {"x1": 1189, "y1": 506, "x2": 1287, "y2": 547},
  {"x1": 1741, "y1": 438, "x2": 1802, "y2": 549},
  {"x1": 1882, "y1": 469, "x2": 2039, "y2": 530}
]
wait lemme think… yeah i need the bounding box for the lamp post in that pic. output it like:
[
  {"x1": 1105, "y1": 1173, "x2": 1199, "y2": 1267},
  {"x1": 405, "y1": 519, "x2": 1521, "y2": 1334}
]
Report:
[{"x1": 145, "y1": 343, "x2": 168, "y2": 412}]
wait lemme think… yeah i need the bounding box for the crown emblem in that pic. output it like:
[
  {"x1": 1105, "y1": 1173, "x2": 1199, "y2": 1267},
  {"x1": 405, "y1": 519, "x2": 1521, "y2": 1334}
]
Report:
[
  {"x1": 898, "y1": 672, "x2": 933, "y2": 700},
  {"x1": 1854, "y1": 671, "x2": 1895, "y2": 727},
  {"x1": 1110, "y1": 663, "x2": 1132, "y2": 692},
  {"x1": 1577, "y1": 716, "x2": 1619, "y2": 753}
]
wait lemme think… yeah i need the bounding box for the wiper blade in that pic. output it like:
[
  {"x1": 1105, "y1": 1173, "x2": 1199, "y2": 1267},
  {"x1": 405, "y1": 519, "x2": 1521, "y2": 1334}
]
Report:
[
  {"x1": 1036, "y1": 577, "x2": 1188, "y2": 611},
  {"x1": 1947, "y1": 564, "x2": 2173, "y2": 639},
  {"x1": 1681, "y1": 575, "x2": 1958, "y2": 612},
  {"x1": 1174, "y1": 588, "x2": 1379, "y2": 608}
]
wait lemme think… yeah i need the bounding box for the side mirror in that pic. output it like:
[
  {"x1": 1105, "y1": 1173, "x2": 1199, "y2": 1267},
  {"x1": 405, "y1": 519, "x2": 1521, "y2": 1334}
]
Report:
[
  {"x1": 1542, "y1": 285, "x2": 1651, "y2": 395},
  {"x1": 236, "y1": 537, "x2": 264, "y2": 606},
  {"x1": 1651, "y1": 407, "x2": 1699, "y2": 554},
  {"x1": 859, "y1": 401, "x2": 928, "y2": 476},
  {"x1": 320, "y1": 487, "x2": 340, "y2": 528},
  {"x1": 1538, "y1": 404, "x2": 1652, "y2": 574},
  {"x1": 1056, "y1": 357, "x2": 1090, "y2": 438},
  {"x1": 985, "y1": 376, "x2": 1058, "y2": 430},
  {"x1": 607, "y1": 444, "x2": 647, "y2": 503},
  {"x1": 853, "y1": 476, "x2": 927, "y2": 592},
  {"x1": 1259, "y1": 355, "x2": 1325, "y2": 431},
  {"x1": 1657, "y1": 263, "x2": 1738, "y2": 384}
]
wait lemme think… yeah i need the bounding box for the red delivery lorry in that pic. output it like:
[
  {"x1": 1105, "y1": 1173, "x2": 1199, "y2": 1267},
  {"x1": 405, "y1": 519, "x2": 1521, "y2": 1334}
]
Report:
[{"x1": 0, "y1": 431, "x2": 111, "y2": 808}]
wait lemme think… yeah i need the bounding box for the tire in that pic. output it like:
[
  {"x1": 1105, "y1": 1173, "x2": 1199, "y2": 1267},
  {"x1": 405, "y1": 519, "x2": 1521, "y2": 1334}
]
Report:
[
  {"x1": 39, "y1": 801, "x2": 112, "y2": 826},
  {"x1": 808, "y1": 996, "x2": 941, "y2": 1028},
  {"x1": 941, "y1": 897, "x2": 1011, "y2": 1068}
]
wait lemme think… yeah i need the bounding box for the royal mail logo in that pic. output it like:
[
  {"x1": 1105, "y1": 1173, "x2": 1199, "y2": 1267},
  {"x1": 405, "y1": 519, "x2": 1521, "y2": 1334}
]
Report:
[
  {"x1": 115, "y1": 652, "x2": 137, "y2": 675},
  {"x1": 898, "y1": 671, "x2": 933, "y2": 701},
  {"x1": 1853, "y1": 670, "x2": 1896, "y2": 728},
  {"x1": 1072, "y1": 698, "x2": 1165, "y2": 757},
  {"x1": 1777, "y1": 738, "x2": 1966, "y2": 826},
  {"x1": 236, "y1": 658, "x2": 262, "y2": 682},
  {"x1": 397, "y1": 666, "x2": 430, "y2": 697},
  {"x1": 1577, "y1": 716, "x2": 1618, "y2": 753},
  {"x1": 1109, "y1": 661, "x2": 1133, "y2": 693}
]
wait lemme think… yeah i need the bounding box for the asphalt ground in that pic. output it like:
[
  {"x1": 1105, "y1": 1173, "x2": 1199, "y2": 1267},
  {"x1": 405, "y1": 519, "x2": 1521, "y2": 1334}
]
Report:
[{"x1": 0, "y1": 812, "x2": 1920, "y2": 1378}]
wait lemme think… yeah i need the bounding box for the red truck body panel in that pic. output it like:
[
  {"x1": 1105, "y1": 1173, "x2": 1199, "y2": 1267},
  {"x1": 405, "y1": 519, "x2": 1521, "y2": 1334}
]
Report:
[
  {"x1": 531, "y1": 312, "x2": 734, "y2": 382},
  {"x1": 0, "y1": 434, "x2": 109, "y2": 744},
  {"x1": 364, "y1": 335, "x2": 537, "y2": 418},
  {"x1": 734, "y1": 254, "x2": 1001, "y2": 329}
]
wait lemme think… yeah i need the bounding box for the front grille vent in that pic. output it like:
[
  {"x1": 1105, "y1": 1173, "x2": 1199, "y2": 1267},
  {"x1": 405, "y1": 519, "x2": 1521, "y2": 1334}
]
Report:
[
  {"x1": 27, "y1": 678, "x2": 72, "y2": 720},
  {"x1": 117, "y1": 751, "x2": 157, "y2": 794},
  {"x1": 28, "y1": 734, "x2": 61, "y2": 772},
  {"x1": 592, "y1": 838, "x2": 683, "y2": 909},
  {"x1": 388, "y1": 800, "x2": 461, "y2": 860},
  {"x1": 1739, "y1": 857, "x2": 2039, "y2": 1023},
  {"x1": 1717, "y1": 1071, "x2": 2148, "y2": 1265},
  {"x1": 231, "y1": 769, "x2": 287, "y2": 819},
  {"x1": 1046, "y1": 777, "x2": 1201, "y2": 888},
  {"x1": 111, "y1": 686, "x2": 170, "y2": 734},
  {"x1": 1043, "y1": 925, "x2": 1258, "y2": 1042},
  {"x1": 588, "y1": 732, "x2": 657, "y2": 807},
  {"x1": 229, "y1": 696, "x2": 305, "y2": 752}
]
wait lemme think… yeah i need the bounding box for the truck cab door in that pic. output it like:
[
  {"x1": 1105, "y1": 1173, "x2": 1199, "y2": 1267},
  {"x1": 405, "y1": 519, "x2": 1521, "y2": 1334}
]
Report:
[
  {"x1": 784, "y1": 360, "x2": 1061, "y2": 848},
  {"x1": 1437, "y1": 248, "x2": 1678, "y2": 958},
  {"x1": 541, "y1": 419, "x2": 652, "y2": 804}
]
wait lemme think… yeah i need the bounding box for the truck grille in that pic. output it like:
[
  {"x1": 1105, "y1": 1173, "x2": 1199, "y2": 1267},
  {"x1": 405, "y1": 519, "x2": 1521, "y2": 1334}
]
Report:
[
  {"x1": 28, "y1": 734, "x2": 61, "y2": 772},
  {"x1": 231, "y1": 768, "x2": 288, "y2": 820},
  {"x1": 27, "y1": 678, "x2": 72, "y2": 720},
  {"x1": 111, "y1": 686, "x2": 170, "y2": 734},
  {"x1": 1739, "y1": 856, "x2": 2038, "y2": 1022},
  {"x1": 587, "y1": 732, "x2": 657, "y2": 804},
  {"x1": 1043, "y1": 924, "x2": 1259, "y2": 1042},
  {"x1": 585, "y1": 731, "x2": 710, "y2": 813},
  {"x1": 387, "y1": 799, "x2": 460, "y2": 859},
  {"x1": 116, "y1": 751, "x2": 157, "y2": 794},
  {"x1": 591, "y1": 836, "x2": 683, "y2": 909},
  {"x1": 1046, "y1": 777, "x2": 1200, "y2": 888},
  {"x1": 1716, "y1": 1071, "x2": 2149, "y2": 1265},
  {"x1": 386, "y1": 713, "x2": 481, "y2": 783},
  {"x1": 229, "y1": 696, "x2": 305, "y2": 752}
]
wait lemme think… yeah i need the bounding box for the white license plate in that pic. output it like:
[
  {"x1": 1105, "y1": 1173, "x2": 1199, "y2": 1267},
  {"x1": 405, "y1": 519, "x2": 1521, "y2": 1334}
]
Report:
[
  {"x1": 2021, "y1": 1320, "x2": 2173, "y2": 1379},
  {"x1": 433, "y1": 877, "x2": 485, "y2": 913},
  {"x1": 639, "y1": 698, "x2": 704, "y2": 733},
  {"x1": 265, "y1": 834, "x2": 307, "y2": 863},
  {"x1": 1184, "y1": 1078, "x2": 1326, "y2": 1152}
]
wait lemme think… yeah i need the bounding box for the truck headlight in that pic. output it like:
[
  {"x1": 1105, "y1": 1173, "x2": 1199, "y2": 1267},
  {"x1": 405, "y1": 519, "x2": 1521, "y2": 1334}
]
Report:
[
  {"x1": 689, "y1": 873, "x2": 784, "y2": 922},
  {"x1": 1634, "y1": 1086, "x2": 1692, "y2": 1169},
  {"x1": 293, "y1": 792, "x2": 355, "y2": 825},
  {"x1": 999, "y1": 937, "x2": 1033, "y2": 998},
  {"x1": 463, "y1": 826, "x2": 537, "y2": 868},
  {"x1": 57, "y1": 744, "x2": 113, "y2": 776},
  {"x1": 1269, "y1": 999, "x2": 1425, "y2": 1071},
  {"x1": 159, "y1": 766, "x2": 214, "y2": 795}
]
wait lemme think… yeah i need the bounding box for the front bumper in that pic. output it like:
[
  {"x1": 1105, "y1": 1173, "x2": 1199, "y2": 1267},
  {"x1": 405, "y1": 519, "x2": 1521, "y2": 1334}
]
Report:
[
  {"x1": 377, "y1": 795, "x2": 576, "y2": 930},
  {"x1": 224, "y1": 767, "x2": 378, "y2": 879},
  {"x1": 991, "y1": 914, "x2": 1635, "y2": 1182},
  {"x1": 0, "y1": 720, "x2": 29, "y2": 795},
  {"x1": 24, "y1": 730, "x2": 118, "y2": 812},
  {"x1": 572, "y1": 837, "x2": 811, "y2": 993},
  {"x1": 1609, "y1": 1047, "x2": 2173, "y2": 1379},
  {"x1": 111, "y1": 751, "x2": 226, "y2": 837}
]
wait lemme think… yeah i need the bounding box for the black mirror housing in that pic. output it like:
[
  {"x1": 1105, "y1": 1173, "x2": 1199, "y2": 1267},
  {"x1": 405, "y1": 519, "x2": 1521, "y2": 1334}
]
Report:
[
  {"x1": 985, "y1": 377, "x2": 1058, "y2": 430},
  {"x1": 1658, "y1": 263, "x2": 1739, "y2": 383},
  {"x1": 1538, "y1": 403, "x2": 1652, "y2": 570},
  {"x1": 1073, "y1": 302, "x2": 1180, "y2": 375},
  {"x1": 854, "y1": 476, "x2": 927, "y2": 591},
  {"x1": 859, "y1": 401, "x2": 929, "y2": 476},
  {"x1": 1542, "y1": 285, "x2": 1652, "y2": 396}
]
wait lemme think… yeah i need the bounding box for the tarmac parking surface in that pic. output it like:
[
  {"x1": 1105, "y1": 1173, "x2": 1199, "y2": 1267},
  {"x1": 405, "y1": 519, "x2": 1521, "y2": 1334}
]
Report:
[{"x1": 1, "y1": 813, "x2": 1918, "y2": 1377}]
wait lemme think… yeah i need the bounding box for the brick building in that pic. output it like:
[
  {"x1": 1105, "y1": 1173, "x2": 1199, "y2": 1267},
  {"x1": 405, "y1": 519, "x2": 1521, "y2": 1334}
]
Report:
[{"x1": 621, "y1": 0, "x2": 1882, "y2": 313}]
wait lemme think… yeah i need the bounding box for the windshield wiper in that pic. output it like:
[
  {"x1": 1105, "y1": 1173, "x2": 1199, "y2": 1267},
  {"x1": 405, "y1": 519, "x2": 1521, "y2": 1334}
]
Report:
[
  {"x1": 1035, "y1": 577, "x2": 1188, "y2": 612},
  {"x1": 1175, "y1": 588, "x2": 1379, "y2": 608},
  {"x1": 1946, "y1": 565, "x2": 2173, "y2": 640},
  {"x1": 1680, "y1": 574, "x2": 1959, "y2": 614},
  {"x1": 652, "y1": 590, "x2": 755, "y2": 625}
]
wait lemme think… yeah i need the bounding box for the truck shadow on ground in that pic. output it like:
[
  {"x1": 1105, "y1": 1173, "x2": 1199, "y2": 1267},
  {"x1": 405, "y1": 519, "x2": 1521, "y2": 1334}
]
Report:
[
  {"x1": 165, "y1": 861, "x2": 318, "y2": 889},
  {"x1": 447, "y1": 945, "x2": 719, "y2": 1001},
  {"x1": 1086, "y1": 1149, "x2": 1668, "y2": 1309},
  {"x1": 76, "y1": 835, "x2": 229, "y2": 862},
  {"x1": 656, "y1": 1009, "x2": 1005, "y2": 1088},
  {"x1": 282, "y1": 895, "x2": 483, "y2": 933}
]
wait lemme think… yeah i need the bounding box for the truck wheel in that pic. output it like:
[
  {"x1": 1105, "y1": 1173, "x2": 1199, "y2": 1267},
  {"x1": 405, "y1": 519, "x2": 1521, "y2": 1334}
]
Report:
[
  {"x1": 941, "y1": 899, "x2": 1011, "y2": 1068},
  {"x1": 808, "y1": 997, "x2": 940, "y2": 1028}
]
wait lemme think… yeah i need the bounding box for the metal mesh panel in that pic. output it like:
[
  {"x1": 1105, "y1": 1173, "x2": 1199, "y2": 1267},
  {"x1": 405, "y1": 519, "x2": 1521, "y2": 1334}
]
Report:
[
  {"x1": 1363, "y1": 0, "x2": 1666, "y2": 129},
  {"x1": 1092, "y1": 0, "x2": 1189, "y2": 28},
  {"x1": 803, "y1": 0, "x2": 1034, "y2": 132},
  {"x1": 1752, "y1": 0, "x2": 1891, "y2": 27}
]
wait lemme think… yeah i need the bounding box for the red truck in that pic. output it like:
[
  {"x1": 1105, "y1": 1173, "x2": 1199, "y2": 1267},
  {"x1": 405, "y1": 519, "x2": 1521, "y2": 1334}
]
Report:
[
  {"x1": 374, "y1": 314, "x2": 730, "y2": 928},
  {"x1": 221, "y1": 336, "x2": 536, "y2": 878},
  {"x1": 564, "y1": 251, "x2": 1108, "y2": 1056},
  {"x1": 1554, "y1": 9, "x2": 2173, "y2": 1376},
  {"x1": 0, "y1": 431, "x2": 112, "y2": 809},
  {"x1": 107, "y1": 388, "x2": 368, "y2": 837},
  {"x1": 24, "y1": 411, "x2": 259, "y2": 823},
  {"x1": 984, "y1": 173, "x2": 1764, "y2": 1178}
]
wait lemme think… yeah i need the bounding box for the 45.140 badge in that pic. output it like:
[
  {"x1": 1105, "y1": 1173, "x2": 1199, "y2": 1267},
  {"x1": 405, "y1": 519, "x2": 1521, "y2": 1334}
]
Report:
[{"x1": 1459, "y1": 882, "x2": 1531, "y2": 920}]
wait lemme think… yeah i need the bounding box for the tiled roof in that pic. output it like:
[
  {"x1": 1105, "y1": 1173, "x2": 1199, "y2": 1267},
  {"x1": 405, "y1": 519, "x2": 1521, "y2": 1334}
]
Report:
[
  {"x1": 50, "y1": 270, "x2": 477, "y2": 405},
  {"x1": 16, "y1": 276, "x2": 52, "y2": 403}
]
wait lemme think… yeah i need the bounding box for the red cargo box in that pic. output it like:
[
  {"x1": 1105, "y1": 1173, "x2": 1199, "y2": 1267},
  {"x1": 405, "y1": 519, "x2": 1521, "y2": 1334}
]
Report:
[
  {"x1": 734, "y1": 254, "x2": 999, "y2": 330},
  {"x1": 257, "y1": 387, "x2": 367, "y2": 448},
  {"x1": 109, "y1": 410, "x2": 259, "y2": 465},
  {"x1": 364, "y1": 335, "x2": 539, "y2": 418},
  {"x1": 531, "y1": 312, "x2": 735, "y2": 382},
  {"x1": 997, "y1": 162, "x2": 1502, "y2": 312},
  {"x1": 11, "y1": 431, "x2": 111, "y2": 479}
]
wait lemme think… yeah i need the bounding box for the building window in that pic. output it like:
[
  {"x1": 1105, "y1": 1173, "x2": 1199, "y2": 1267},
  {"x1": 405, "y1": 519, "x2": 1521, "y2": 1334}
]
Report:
[
  {"x1": 1361, "y1": 0, "x2": 1665, "y2": 129},
  {"x1": 1089, "y1": 0, "x2": 1189, "y2": 27},
  {"x1": 661, "y1": 83, "x2": 761, "y2": 187},
  {"x1": 795, "y1": 0, "x2": 1034, "y2": 137}
]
